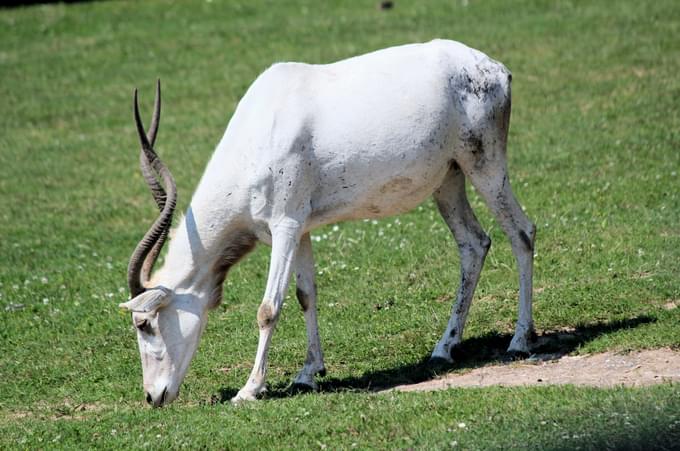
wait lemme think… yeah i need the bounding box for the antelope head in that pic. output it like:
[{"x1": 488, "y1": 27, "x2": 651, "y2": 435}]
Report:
[{"x1": 119, "y1": 81, "x2": 206, "y2": 407}]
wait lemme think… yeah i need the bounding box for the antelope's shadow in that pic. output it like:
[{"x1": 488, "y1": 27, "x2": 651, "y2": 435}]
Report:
[{"x1": 215, "y1": 315, "x2": 655, "y2": 402}]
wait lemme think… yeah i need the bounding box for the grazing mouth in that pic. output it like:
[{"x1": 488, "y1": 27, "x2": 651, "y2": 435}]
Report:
[
  {"x1": 147, "y1": 387, "x2": 168, "y2": 408},
  {"x1": 159, "y1": 387, "x2": 168, "y2": 407}
]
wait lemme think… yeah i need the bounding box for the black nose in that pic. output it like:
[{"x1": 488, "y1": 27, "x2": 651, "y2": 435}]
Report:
[{"x1": 145, "y1": 388, "x2": 168, "y2": 407}]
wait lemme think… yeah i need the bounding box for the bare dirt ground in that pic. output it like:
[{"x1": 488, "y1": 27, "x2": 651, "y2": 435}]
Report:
[{"x1": 388, "y1": 348, "x2": 680, "y2": 393}]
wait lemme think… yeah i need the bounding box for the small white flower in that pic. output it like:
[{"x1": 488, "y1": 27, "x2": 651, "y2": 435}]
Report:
[
  {"x1": 41, "y1": 277, "x2": 48, "y2": 284},
  {"x1": 457, "y1": 422, "x2": 466, "y2": 429},
  {"x1": 332, "y1": 225, "x2": 339, "y2": 232},
  {"x1": 42, "y1": 298, "x2": 49, "y2": 304}
]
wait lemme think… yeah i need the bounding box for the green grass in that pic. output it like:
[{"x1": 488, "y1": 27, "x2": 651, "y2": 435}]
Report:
[
  {"x1": 2, "y1": 386, "x2": 679, "y2": 449},
  {"x1": 1, "y1": 0, "x2": 679, "y2": 448}
]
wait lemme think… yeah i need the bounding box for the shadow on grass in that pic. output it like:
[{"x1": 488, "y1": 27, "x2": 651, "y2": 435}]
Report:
[{"x1": 214, "y1": 315, "x2": 655, "y2": 403}]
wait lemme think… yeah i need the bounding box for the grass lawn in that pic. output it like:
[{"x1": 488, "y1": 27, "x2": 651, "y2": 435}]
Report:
[{"x1": 1, "y1": 0, "x2": 679, "y2": 448}]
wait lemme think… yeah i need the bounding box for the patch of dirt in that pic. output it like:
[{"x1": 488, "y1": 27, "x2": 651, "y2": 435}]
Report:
[
  {"x1": 663, "y1": 300, "x2": 679, "y2": 311},
  {"x1": 387, "y1": 348, "x2": 680, "y2": 393},
  {"x1": 2, "y1": 402, "x2": 104, "y2": 423}
]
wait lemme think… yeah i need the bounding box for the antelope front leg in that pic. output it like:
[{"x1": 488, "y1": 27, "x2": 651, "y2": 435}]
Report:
[
  {"x1": 232, "y1": 221, "x2": 302, "y2": 403},
  {"x1": 291, "y1": 233, "x2": 326, "y2": 390}
]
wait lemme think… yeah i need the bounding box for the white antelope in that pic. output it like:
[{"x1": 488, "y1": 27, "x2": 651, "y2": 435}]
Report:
[{"x1": 120, "y1": 39, "x2": 536, "y2": 406}]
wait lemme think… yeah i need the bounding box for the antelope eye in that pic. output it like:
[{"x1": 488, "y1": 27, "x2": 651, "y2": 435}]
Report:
[{"x1": 134, "y1": 318, "x2": 153, "y2": 335}]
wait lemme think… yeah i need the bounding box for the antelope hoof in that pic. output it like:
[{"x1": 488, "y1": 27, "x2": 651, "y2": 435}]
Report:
[
  {"x1": 288, "y1": 381, "x2": 318, "y2": 394},
  {"x1": 292, "y1": 367, "x2": 324, "y2": 392},
  {"x1": 231, "y1": 387, "x2": 266, "y2": 404},
  {"x1": 429, "y1": 344, "x2": 455, "y2": 365},
  {"x1": 503, "y1": 350, "x2": 530, "y2": 362},
  {"x1": 507, "y1": 328, "x2": 535, "y2": 356},
  {"x1": 428, "y1": 355, "x2": 454, "y2": 367}
]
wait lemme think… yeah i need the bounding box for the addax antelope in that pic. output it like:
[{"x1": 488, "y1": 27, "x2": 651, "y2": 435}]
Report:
[{"x1": 120, "y1": 39, "x2": 536, "y2": 406}]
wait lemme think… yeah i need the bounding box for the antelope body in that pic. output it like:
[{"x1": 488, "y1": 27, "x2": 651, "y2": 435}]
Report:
[{"x1": 121, "y1": 39, "x2": 536, "y2": 406}]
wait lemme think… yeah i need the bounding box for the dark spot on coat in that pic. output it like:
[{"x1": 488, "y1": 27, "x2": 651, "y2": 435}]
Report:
[
  {"x1": 519, "y1": 230, "x2": 534, "y2": 251},
  {"x1": 257, "y1": 303, "x2": 278, "y2": 329},
  {"x1": 296, "y1": 287, "x2": 310, "y2": 312},
  {"x1": 468, "y1": 133, "x2": 483, "y2": 154},
  {"x1": 481, "y1": 234, "x2": 492, "y2": 251}
]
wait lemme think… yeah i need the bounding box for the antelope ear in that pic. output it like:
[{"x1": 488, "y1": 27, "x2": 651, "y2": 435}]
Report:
[{"x1": 119, "y1": 287, "x2": 172, "y2": 313}]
